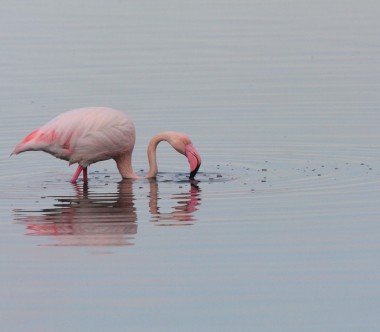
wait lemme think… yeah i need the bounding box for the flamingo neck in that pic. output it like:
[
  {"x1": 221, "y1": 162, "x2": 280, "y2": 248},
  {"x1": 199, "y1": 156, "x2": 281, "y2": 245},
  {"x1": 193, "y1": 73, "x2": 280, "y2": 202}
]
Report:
[
  {"x1": 146, "y1": 132, "x2": 183, "y2": 178},
  {"x1": 146, "y1": 133, "x2": 165, "y2": 178},
  {"x1": 116, "y1": 132, "x2": 187, "y2": 179}
]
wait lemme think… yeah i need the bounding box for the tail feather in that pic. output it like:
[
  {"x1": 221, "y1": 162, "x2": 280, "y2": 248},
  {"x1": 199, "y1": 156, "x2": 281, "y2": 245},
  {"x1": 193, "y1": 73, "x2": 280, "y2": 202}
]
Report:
[
  {"x1": 11, "y1": 129, "x2": 46, "y2": 156},
  {"x1": 11, "y1": 141, "x2": 39, "y2": 155}
]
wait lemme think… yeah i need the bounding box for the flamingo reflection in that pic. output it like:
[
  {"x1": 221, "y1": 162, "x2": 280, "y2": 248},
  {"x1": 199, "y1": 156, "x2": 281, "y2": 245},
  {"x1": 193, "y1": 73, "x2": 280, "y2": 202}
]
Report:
[
  {"x1": 14, "y1": 179, "x2": 201, "y2": 246},
  {"x1": 148, "y1": 180, "x2": 201, "y2": 225}
]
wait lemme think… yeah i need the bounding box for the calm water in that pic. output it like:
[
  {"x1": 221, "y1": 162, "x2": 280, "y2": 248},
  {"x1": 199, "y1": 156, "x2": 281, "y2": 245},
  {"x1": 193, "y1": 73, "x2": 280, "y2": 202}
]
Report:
[{"x1": 1, "y1": 1, "x2": 380, "y2": 331}]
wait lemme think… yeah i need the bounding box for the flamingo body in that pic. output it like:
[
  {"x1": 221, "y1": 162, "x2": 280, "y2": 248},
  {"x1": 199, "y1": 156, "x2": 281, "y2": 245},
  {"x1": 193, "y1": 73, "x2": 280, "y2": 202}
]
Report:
[
  {"x1": 12, "y1": 107, "x2": 201, "y2": 182},
  {"x1": 13, "y1": 107, "x2": 135, "y2": 168}
]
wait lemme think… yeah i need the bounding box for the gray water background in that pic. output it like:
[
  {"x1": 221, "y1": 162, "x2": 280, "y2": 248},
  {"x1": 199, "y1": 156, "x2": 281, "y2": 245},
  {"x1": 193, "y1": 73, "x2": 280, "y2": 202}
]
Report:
[{"x1": 1, "y1": 1, "x2": 380, "y2": 331}]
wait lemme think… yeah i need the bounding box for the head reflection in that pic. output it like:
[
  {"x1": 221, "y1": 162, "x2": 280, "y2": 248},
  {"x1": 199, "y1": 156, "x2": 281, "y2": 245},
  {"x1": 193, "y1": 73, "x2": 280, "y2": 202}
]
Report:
[
  {"x1": 148, "y1": 180, "x2": 201, "y2": 225},
  {"x1": 14, "y1": 179, "x2": 202, "y2": 246}
]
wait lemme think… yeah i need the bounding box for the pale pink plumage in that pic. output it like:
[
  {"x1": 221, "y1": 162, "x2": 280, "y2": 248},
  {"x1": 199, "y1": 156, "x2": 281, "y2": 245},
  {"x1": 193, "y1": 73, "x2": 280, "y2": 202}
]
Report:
[{"x1": 12, "y1": 107, "x2": 201, "y2": 183}]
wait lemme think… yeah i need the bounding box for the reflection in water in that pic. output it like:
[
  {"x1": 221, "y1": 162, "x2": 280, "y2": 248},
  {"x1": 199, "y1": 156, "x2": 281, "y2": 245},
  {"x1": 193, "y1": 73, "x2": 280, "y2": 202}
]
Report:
[
  {"x1": 13, "y1": 179, "x2": 202, "y2": 246},
  {"x1": 149, "y1": 180, "x2": 201, "y2": 225}
]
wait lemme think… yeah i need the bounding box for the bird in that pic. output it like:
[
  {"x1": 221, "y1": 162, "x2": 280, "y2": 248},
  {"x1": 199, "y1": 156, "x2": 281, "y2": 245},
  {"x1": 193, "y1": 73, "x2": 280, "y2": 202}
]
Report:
[{"x1": 11, "y1": 107, "x2": 202, "y2": 183}]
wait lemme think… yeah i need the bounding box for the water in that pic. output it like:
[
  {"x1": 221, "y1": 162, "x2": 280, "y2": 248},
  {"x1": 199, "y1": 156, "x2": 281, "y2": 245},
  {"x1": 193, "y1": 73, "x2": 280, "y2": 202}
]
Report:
[{"x1": 1, "y1": 1, "x2": 380, "y2": 331}]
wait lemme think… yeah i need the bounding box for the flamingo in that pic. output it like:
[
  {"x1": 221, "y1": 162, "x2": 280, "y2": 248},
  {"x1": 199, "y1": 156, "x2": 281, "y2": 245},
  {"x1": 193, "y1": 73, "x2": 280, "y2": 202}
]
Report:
[{"x1": 11, "y1": 107, "x2": 202, "y2": 183}]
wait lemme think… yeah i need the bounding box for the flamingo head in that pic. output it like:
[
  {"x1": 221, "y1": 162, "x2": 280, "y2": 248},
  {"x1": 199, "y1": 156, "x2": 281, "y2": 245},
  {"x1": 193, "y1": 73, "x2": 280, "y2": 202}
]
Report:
[{"x1": 185, "y1": 144, "x2": 202, "y2": 179}]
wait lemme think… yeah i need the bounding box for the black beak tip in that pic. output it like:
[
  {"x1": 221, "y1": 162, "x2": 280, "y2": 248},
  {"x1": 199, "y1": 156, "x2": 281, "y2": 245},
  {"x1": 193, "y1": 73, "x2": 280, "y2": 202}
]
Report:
[{"x1": 189, "y1": 164, "x2": 201, "y2": 180}]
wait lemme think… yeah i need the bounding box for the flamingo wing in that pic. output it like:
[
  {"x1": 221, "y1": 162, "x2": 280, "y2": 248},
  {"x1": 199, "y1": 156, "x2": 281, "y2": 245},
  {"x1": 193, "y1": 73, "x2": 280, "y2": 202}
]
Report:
[
  {"x1": 12, "y1": 107, "x2": 136, "y2": 167},
  {"x1": 68, "y1": 116, "x2": 135, "y2": 166}
]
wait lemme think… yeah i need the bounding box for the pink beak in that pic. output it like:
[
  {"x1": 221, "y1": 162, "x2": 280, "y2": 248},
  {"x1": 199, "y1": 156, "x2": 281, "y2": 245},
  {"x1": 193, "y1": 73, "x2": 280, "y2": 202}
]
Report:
[{"x1": 185, "y1": 144, "x2": 202, "y2": 179}]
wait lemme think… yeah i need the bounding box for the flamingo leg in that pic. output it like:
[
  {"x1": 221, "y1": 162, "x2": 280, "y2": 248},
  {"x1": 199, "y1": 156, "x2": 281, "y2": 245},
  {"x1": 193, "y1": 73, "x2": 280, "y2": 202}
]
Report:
[
  {"x1": 83, "y1": 167, "x2": 88, "y2": 182},
  {"x1": 70, "y1": 165, "x2": 83, "y2": 183}
]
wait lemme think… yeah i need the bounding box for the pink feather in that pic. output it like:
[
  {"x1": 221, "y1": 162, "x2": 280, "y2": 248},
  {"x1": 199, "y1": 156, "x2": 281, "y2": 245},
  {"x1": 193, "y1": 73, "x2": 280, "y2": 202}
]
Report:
[{"x1": 12, "y1": 107, "x2": 201, "y2": 183}]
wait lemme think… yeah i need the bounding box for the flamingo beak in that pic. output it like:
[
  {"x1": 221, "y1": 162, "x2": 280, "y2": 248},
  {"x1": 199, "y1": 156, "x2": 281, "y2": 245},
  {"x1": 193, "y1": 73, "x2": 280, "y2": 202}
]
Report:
[{"x1": 185, "y1": 144, "x2": 202, "y2": 179}]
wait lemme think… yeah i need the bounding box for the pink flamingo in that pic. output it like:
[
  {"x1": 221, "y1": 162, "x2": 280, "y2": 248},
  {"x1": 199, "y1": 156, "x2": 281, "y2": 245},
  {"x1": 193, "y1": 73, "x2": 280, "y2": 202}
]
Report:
[{"x1": 11, "y1": 107, "x2": 202, "y2": 183}]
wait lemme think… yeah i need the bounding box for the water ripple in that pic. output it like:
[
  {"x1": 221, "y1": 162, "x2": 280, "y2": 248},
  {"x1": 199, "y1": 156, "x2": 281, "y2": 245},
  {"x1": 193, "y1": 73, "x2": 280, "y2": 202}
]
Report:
[{"x1": 4, "y1": 142, "x2": 380, "y2": 246}]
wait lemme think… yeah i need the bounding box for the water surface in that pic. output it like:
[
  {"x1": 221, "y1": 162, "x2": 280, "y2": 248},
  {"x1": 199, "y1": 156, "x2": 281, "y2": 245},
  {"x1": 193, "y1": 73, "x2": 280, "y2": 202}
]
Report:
[{"x1": 1, "y1": 1, "x2": 380, "y2": 331}]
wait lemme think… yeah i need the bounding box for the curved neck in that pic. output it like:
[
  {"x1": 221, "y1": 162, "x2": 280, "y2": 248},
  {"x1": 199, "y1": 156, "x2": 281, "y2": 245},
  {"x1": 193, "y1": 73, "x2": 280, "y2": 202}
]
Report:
[
  {"x1": 146, "y1": 132, "x2": 169, "y2": 178},
  {"x1": 115, "y1": 132, "x2": 188, "y2": 179},
  {"x1": 146, "y1": 131, "x2": 188, "y2": 178}
]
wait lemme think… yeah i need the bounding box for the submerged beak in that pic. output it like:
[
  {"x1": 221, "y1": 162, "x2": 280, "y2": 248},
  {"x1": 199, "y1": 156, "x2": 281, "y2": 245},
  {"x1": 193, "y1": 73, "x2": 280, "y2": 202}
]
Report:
[{"x1": 185, "y1": 144, "x2": 202, "y2": 179}]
